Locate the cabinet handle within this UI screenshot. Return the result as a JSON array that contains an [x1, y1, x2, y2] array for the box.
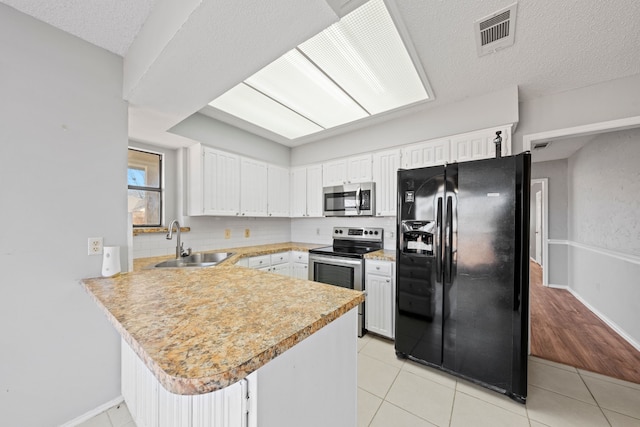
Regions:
[[386, 279, 391, 283], [242, 213, 245, 216], [376, 266, 380, 270]]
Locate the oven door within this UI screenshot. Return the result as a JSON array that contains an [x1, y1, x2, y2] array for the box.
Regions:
[[309, 253, 365, 336]]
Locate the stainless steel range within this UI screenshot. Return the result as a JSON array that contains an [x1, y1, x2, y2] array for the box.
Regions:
[[309, 226, 384, 337]]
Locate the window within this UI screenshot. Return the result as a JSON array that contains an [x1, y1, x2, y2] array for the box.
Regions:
[[128, 148, 162, 226]]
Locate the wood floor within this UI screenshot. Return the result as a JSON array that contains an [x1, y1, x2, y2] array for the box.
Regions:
[[530, 261, 640, 384]]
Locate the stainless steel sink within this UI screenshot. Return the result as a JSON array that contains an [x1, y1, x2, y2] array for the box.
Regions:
[[153, 252, 234, 268]]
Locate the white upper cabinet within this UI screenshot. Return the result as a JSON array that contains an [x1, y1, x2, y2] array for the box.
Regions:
[[240, 158, 268, 216], [306, 164, 323, 217], [323, 154, 372, 186], [401, 138, 450, 169], [290, 164, 323, 217], [450, 125, 512, 162], [267, 165, 290, 217], [372, 149, 401, 216], [188, 144, 241, 216]]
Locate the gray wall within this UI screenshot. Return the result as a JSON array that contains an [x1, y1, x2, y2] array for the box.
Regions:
[[567, 128, 640, 344], [568, 128, 640, 255], [0, 5, 126, 426]]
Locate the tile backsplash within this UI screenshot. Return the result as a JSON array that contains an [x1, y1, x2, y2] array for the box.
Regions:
[[133, 216, 397, 258]]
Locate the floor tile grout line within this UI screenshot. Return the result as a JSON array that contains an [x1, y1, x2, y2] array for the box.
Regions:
[[453, 387, 530, 419]]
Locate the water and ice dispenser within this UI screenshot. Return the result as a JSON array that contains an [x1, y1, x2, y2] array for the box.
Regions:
[[400, 220, 435, 255]]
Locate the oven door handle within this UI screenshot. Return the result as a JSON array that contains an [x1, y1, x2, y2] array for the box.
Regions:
[[309, 254, 363, 268]]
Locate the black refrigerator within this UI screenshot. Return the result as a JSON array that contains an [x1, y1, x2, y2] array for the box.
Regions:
[[395, 153, 530, 403]]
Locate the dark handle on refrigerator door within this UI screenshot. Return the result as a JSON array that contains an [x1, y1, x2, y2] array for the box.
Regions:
[[445, 196, 454, 283], [436, 197, 443, 279]]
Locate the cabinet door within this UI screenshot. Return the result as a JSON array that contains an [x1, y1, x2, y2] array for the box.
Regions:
[[268, 165, 290, 217], [291, 262, 309, 280], [372, 150, 400, 216], [270, 263, 291, 277], [401, 138, 450, 169], [240, 158, 268, 217], [450, 125, 512, 162], [346, 154, 373, 184], [290, 167, 308, 217], [322, 159, 347, 186], [306, 165, 324, 217], [203, 147, 240, 216], [365, 273, 394, 338]]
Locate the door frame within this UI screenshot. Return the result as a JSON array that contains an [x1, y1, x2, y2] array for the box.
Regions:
[[530, 178, 548, 286], [523, 115, 640, 289]]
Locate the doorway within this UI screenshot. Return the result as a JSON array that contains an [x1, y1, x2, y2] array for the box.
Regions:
[[530, 178, 548, 286]]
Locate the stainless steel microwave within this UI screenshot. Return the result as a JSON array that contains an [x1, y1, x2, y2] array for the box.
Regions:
[[323, 182, 375, 216]]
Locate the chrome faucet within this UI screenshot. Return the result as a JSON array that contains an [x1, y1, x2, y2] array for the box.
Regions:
[[166, 219, 191, 259]]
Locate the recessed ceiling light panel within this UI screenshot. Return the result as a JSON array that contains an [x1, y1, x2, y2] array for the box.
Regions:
[[208, 0, 432, 140]]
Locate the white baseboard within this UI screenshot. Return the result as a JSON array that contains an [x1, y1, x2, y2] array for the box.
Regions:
[[552, 286, 640, 353], [59, 396, 124, 427]]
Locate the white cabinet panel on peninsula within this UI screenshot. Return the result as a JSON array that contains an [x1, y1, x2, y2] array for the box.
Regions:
[[290, 164, 323, 217]]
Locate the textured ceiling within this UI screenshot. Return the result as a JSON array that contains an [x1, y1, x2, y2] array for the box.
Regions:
[[0, 0, 157, 56], [3, 0, 640, 152]]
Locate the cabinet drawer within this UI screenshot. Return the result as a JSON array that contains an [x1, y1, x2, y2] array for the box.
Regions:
[[248, 255, 271, 268], [290, 251, 309, 263], [366, 260, 393, 276], [270, 252, 290, 265]]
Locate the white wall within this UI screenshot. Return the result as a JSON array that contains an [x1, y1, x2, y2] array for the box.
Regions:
[[291, 86, 519, 165], [134, 217, 291, 258], [566, 128, 640, 346], [513, 73, 640, 153], [0, 5, 126, 426], [291, 217, 397, 251], [169, 113, 291, 166]]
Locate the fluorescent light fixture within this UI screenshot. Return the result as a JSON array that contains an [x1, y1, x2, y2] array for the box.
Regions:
[[208, 0, 431, 140]]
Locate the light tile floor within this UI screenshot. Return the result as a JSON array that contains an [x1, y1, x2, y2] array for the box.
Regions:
[[80, 334, 640, 427]]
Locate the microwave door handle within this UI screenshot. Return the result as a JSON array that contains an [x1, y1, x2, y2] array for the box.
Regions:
[[355, 187, 361, 215]]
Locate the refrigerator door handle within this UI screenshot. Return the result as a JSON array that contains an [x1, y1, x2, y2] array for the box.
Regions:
[[445, 196, 454, 283], [436, 197, 443, 279]]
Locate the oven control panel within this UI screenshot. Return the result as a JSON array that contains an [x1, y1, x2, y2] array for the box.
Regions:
[[333, 227, 383, 242]]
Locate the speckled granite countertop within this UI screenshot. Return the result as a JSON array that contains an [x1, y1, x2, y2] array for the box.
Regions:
[[365, 249, 396, 262], [82, 242, 364, 396]]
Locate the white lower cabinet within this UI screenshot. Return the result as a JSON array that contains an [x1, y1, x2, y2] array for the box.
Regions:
[[365, 260, 395, 339], [290, 251, 309, 280], [242, 251, 308, 279], [121, 308, 358, 427]]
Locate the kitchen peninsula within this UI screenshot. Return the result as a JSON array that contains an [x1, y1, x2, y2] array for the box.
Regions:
[[82, 244, 364, 427]]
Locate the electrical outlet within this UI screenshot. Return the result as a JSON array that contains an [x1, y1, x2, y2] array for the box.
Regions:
[[88, 237, 103, 255], [316, 228, 320, 235], [244, 229, 250, 238], [224, 229, 231, 239]]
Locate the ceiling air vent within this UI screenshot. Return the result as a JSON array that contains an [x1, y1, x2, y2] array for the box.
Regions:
[[533, 142, 550, 150], [475, 3, 517, 57]]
